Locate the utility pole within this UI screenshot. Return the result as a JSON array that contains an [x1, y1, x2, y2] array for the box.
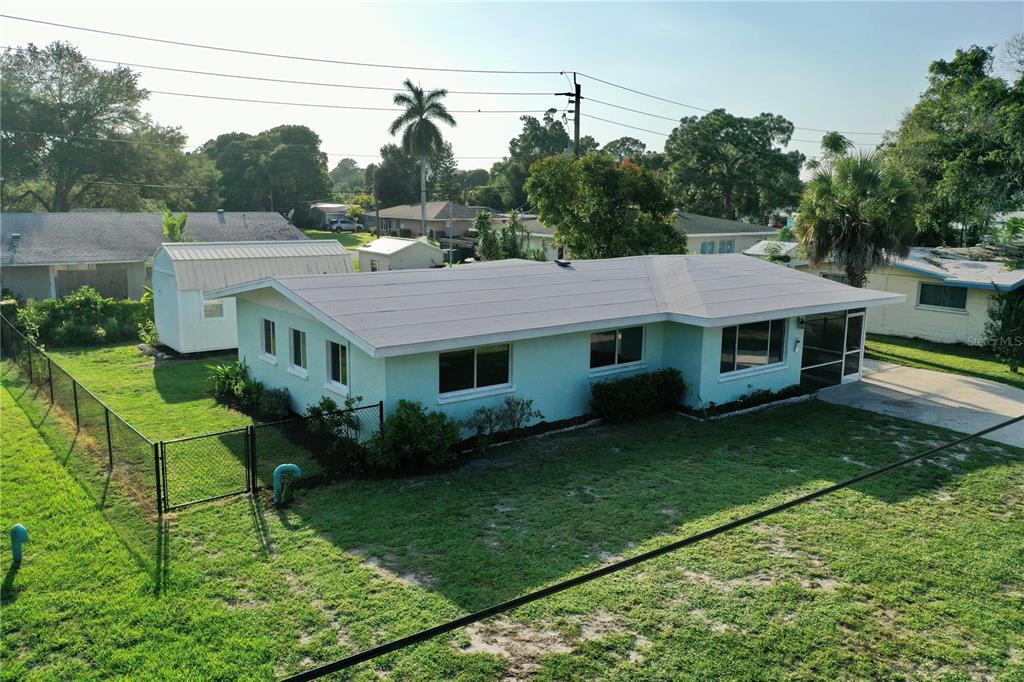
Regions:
[[556, 73, 583, 157]]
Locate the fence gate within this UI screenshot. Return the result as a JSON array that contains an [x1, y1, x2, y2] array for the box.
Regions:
[[159, 427, 252, 511]]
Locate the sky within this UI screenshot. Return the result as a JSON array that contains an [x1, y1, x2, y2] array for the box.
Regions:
[[1, 1, 1021, 173]]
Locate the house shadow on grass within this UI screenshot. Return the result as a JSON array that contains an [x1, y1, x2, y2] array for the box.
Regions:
[[277, 400, 1021, 612]]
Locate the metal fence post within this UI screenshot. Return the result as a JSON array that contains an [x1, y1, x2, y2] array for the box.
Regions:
[[248, 425, 257, 492], [153, 442, 163, 518], [47, 357, 54, 403], [104, 406, 114, 470], [378, 400, 385, 433], [160, 442, 170, 512], [72, 380, 81, 428], [26, 342, 33, 383]]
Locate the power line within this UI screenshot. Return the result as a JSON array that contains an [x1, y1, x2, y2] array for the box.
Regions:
[[0, 15, 565, 75], [577, 72, 886, 137], [147, 89, 552, 114], [280, 414, 1024, 681]]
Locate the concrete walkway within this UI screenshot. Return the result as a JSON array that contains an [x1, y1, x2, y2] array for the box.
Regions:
[[819, 359, 1024, 447]]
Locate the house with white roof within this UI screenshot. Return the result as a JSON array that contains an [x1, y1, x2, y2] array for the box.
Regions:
[[207, 254, 902, 424], [675, 212, 777, 255], [355, 237, 442, 271], [798, 246, 1024, 344], [152, 241, 352, 353]]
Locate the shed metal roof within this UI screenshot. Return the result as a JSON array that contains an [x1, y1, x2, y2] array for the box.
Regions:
[[1, 211, 306, 266], [209, 254, 903, 358], [355, 237, 442, 256], [159, 240, 351, 291]]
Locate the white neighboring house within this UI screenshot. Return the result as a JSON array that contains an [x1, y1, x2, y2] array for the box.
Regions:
[[797, 246, 1024, 344], [153, 241, 353, 353], [355, 237, 443, 272], [676, 212, 777, 255]]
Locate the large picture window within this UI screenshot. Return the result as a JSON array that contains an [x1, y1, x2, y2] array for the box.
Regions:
[[720, 319, 786, 374], [439, 344, 510, 394], [590, 326, 644, 369], [699, 241, 716, 255], [918, 283, 967, 310]]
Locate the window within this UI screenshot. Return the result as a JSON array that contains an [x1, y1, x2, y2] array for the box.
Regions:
[[720, 319, 786, 374], [918, 283, 967, 310], [718, 239, 735, 254], [439, 344, 510, 394], [262, 319, 276, 357], [290, 328, 307, 370], [699, 240, 716, 255], [327, 340, 347, 386], [590, 326, 644, 369], [369, 259, 379, 272], [202, 297, 224, 319], [821, 272, 849, 284]]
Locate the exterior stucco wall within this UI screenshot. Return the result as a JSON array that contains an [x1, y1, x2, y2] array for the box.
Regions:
[[358, 244, 442, 272], [695, 318, 804, 406], [1, 265, 52, 300], [798, 263, 992, 344]]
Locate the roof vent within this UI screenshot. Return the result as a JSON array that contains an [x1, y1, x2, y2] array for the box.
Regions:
[[10, 233, 21, 244], [555, 259, 572, 268]]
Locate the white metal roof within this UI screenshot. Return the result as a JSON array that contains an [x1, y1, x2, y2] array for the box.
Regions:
[[355, 237, 442, 256], [159, 240, 352, 291], [744, 240, 802, 257], [208, 254, 903, 358]]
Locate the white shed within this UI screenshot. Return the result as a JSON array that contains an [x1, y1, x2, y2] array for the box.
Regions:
[[356, 237, 443, 272], [153, 241, 353, 353]]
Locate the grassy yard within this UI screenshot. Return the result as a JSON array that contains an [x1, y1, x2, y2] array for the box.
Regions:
[[304, 229, 375, 271], [865, 333, 1024, 390], [3, 356, 1023, 680]]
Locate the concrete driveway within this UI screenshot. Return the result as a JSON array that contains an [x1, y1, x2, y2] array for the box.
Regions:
[[819, 359, 1024, 447]]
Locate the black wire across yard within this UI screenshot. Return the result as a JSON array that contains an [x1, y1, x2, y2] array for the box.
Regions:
[[280, 413, 1024, 681]]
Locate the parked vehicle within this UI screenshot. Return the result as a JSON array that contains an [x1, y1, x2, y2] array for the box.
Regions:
[[330, 218, 361, 232]]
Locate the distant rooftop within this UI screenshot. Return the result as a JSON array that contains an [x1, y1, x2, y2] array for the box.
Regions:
[[355, 236, 441, 256], [376, 201, 495, 222], [2, 211, 305, 266], [210, 254, 902, 358], [894, 247, 1024, 290], [675, 212, 777, 236]]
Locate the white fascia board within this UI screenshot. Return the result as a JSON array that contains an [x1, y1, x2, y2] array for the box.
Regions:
[[205, 278, 380, 358]]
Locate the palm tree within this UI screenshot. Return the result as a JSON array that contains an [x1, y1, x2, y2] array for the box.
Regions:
[[388, 79, 456, 236], [796, 152, 916, 288]]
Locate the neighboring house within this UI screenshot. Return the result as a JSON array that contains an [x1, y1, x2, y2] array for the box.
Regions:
[[207, 255, 901, 425], [797, 246, 1024, 344], [152, 241, 352, 354], [676, 212, 777, 256], [0, 211, 305, 301], [355, 237, 443, 272], [744, 240, 807, 266], [518, 216, 562, 261], [310, 203, 349, 228], [376, 201, 495, 238]]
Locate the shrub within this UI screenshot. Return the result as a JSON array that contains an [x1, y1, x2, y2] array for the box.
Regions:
[[305, 395, 367, 472], [369, 400, 461, 470], [257, 387, 292, 421], [138, 319, 160, 346], [985, 287, 1024, 372], [209, 360, 250, 404], [15, 286, 149, 347], [590, 368, 686, 423], [464, 396, 544, 454]]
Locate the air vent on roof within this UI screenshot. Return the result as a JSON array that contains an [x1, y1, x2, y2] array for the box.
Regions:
[[10, 233, 21, 244], [555, 259, 572, 267]]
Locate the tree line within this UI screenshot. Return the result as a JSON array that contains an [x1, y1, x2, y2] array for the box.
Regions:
[[1, 38, 1021, 247]]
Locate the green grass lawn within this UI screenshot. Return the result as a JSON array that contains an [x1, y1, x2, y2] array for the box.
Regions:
[[304, 229, 375, 271], [4, 360, 1023, 680], [865, 333, 1024, 390]]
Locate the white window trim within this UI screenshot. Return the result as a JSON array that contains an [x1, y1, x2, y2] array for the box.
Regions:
[[719, 320, 788, 377], [589, 326, 646, 374], [438, 345, 512, 398], [287, 365, 308, 380], [261, 319, 277, 362], [438, 383, 515, 405], [260, 352, 278, 367], [289, 328, 307, 375], [915, 303, 969, 315], [325, 340, 349, 393]]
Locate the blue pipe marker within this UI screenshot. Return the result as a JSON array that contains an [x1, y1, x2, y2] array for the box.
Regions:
[[273, 464, 302, 505], [11, 524, 29, 564]]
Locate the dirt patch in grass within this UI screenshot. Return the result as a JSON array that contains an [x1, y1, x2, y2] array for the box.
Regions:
[[349, 547, 438, 589], [461, 618, 572, 677]]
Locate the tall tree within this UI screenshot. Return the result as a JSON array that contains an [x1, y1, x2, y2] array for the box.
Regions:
[[883, 45, 1023, 246], [366, 144, 420, 207], [428, 141, 459, 200], [201, 125, 333, 225], [664, 109, 804, 222], [526, 154, 686, 259], [1, 42, 219, 212], [388, 79, 456, 233], [602, 136, 647, 163], [489, 109, 572, 209], [329, 158, 364, 194], [796, 153, 916, 288]]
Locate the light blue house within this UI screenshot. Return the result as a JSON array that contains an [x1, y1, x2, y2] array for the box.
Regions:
[[207, 255, 902, 424]]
